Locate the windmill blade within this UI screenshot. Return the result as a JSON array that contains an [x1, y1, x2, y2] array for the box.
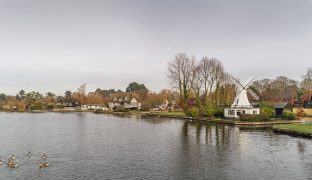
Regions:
[[248, 89, 260, 101], [231, 76, 246, 97], [244, 77, 254, 89], [231, 76, 245, 89]]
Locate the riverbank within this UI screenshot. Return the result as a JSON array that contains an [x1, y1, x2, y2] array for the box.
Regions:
[[273, 124, 312, 138], [0, 110, 306, 126], [145, 112, 303, 126]]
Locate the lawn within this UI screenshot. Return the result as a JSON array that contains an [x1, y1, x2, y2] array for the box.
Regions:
[[157, 111, 186, 117], [274, 124, 312, 134]]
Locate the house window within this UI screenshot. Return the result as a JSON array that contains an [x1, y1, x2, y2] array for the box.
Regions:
[[253, 111, 257, 114], [242, 110, 245, 114], [236, 111, 241, 116], [228, 110, 235, 115]]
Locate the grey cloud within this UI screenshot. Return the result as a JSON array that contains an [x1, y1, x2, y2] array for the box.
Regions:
[[0, 0, 311, 95]]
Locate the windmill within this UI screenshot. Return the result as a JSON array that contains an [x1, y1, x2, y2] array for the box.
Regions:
[[231, 77, 259, 108], [224, 76, 260, 118]]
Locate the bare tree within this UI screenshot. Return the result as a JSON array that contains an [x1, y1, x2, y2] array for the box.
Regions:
[[211, 59, 225, 106], [251, 79, 272, 95], [301, 68, 312, 91], [199, 57, 224, 106], [168, 53, 195, 113], [199, 57, 214, 106], [77, 83, 86, 105], [192, 61, 202, 108], [218, 72, 235, 107], [250, 76, 300, 102]]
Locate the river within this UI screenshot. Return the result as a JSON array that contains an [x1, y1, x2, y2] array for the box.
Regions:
[[0, 112, 311, 180]]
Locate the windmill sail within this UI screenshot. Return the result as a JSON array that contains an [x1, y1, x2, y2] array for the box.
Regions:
[[230, 76, 260, 108], [247, 89, 259, 101]]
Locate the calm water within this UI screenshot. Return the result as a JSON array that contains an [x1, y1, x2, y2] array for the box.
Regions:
[[0, 112, 311, 180]]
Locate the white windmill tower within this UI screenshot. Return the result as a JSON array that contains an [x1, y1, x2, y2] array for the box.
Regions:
[[224, 77, 260, 118]]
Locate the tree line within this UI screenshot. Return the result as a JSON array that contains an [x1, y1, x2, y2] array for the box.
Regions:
[[1, 54, 311, 113], [168, 53, 312, 116], [250, 68, 312, 104], [0, 82, 178, 111]]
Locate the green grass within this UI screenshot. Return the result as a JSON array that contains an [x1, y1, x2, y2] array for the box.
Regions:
[[157, 111, 186, 117], [129, 110, 149, 114], [274, 124, 312, 134]]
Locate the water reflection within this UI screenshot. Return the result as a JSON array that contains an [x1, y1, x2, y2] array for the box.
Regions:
[[238, 126, 272, 132], [75, 113, 87, 160], [182, 121, 238, 148], [178, 120, 312, 179], [297, 139, 305, 152], [138, 115, 175, 124]]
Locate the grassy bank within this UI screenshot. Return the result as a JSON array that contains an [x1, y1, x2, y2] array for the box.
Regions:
[[274, 124, 312, 134], [156, 111, 186, 117]]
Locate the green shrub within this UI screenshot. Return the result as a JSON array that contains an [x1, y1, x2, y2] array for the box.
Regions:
[[283, 111, 296, 120], [259, 102, 274, 108], [213, 109, 224, 118], [114, 106, 129, 112], [261, 106, 275, 118], [201, 105, 224, 118], [94, 109, 104, 114], [202, 104, 217, 117], [239, 114, 270, 121], [206, 106, 217, 116], [46, 104, 55, 110], [55, 105, 64, 109], [30, 104, 43, 110], [189, 107, 199, 118]]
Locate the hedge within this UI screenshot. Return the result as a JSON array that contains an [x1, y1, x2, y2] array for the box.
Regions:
[[239, 114, 270, 121], [283, 111, 296, 120]]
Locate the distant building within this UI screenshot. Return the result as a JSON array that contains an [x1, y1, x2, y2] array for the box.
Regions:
[[108, 102, 120, 109], [1, 105, 19, 111], [300, 90, 312, 108], [62, 101, 81, 107], [159, 99, 169, 110], [274, 102, 287, 118], [81, 104, 108, 111], [188, 98, 196, 107], [124, 98, 141, 110], [109, 96, 141, 110], [170, 100, 178, 111]]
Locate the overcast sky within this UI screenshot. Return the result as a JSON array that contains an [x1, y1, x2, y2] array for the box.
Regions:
[[0, 0, 311, 95]]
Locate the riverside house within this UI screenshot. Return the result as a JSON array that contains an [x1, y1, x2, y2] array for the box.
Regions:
[[108, 96, 141, 110], [301, 90, 312, 108], [124, 98, 141, 110], [81, 104, 108, 111]]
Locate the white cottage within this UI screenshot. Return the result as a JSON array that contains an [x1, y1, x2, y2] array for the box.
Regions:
[[124, 98, 141, 110]]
